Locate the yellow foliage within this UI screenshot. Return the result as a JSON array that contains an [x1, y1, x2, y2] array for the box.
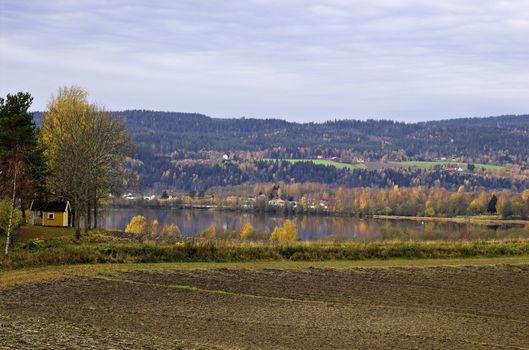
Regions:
[[149, 219, 159, 235], [270, 219, 298, 241], [125, 215, 148, 234], [161, 223, 181, 238], [0, 200, 24, 231], [240, 222, 254, 240], [270, 226, 284, 241], [206, 223, 219, 238]]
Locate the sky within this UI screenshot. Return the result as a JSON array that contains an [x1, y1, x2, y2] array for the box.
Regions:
[[1, 0, 528, 122]]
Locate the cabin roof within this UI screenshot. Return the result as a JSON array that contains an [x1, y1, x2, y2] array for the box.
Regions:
[[30, 200, 70, 212]]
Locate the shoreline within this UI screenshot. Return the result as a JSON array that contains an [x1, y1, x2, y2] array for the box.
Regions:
[[109, 203, 529, 225], [372, 215, 529, 225]]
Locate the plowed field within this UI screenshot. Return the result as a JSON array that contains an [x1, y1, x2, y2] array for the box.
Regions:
[[1, 264, 528, 349]]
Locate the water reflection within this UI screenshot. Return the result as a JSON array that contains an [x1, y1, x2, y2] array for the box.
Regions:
[[100, 208, 529, 241]]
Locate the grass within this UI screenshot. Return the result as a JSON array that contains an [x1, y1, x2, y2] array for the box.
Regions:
[[389, 161, 506, 171], [2, 234, 529, 270], [15, 225, 76, 241], [2, 225, 529, 271], [261, 158, 367, 170]]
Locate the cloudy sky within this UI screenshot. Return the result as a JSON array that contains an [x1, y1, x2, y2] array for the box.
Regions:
[[1, 0, 528, 122]]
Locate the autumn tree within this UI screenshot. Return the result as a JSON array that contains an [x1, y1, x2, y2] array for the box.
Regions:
[[149, 219, 159, 236], [270, 219, 298, 241], [160, 223, 181, 238], [41, 87, 133, 239], [125, 215, 148, 234], [240, 222, 255, 240]]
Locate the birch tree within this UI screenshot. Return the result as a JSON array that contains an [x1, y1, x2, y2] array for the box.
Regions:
[[41, 86, 133, 239]]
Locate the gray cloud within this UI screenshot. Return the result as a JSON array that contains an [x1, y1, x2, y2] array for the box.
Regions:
[[1, 0, 528, 122]]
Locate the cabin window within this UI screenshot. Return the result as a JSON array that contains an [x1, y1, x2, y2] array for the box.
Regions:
[[47, 213, 55, 220]]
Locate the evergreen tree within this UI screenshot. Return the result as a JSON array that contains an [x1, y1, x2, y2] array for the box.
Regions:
[[487, 194, 498, 214], [0, 92, 47, 208]]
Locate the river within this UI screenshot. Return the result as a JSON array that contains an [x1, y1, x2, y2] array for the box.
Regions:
[[99, 208, 529, 241]]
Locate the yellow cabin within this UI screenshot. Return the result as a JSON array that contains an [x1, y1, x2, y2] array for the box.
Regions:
[[29, 201, 72, 227]]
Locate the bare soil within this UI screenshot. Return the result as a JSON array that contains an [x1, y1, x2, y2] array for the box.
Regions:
[[1, 264, 529, 349]]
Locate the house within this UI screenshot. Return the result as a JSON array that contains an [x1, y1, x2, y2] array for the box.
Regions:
[[353, 156, 365, 163], [319, 197, 335, 210], [29, 200, 71, 227], [123, 192, 136, 200], [330, 156, 340, 162], [268, 198, 286, 207]]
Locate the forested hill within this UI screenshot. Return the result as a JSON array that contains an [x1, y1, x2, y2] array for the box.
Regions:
[[33, 111, 528, 163], [108, 111, 529, 164], [33, 111, 529, 192]]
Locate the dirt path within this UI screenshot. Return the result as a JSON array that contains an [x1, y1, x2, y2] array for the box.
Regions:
[[1, 264, 529, 349]]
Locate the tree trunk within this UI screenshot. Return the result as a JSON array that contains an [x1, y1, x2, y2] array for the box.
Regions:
[[86, 199, 91, 231], [93, 194, 98, 229], [4, 168, 17, 257], [74, 207, 81, 240]]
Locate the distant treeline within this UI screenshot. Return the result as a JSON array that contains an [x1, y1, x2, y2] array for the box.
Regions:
[[206, 183, 529, 219], [140, 160, 529, 192]]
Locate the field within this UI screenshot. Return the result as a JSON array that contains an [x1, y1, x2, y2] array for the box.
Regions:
[[1, 260, 529, 349], [262, 158, 367, 169], [261, 158, 506, 172]]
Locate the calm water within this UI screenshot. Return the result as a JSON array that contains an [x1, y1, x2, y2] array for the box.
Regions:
[[99, 208, 529, 241]]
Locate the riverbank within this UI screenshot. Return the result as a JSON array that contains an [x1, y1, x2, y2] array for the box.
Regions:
[[2, 232, 529, 270], [372, 214, 529, 225]]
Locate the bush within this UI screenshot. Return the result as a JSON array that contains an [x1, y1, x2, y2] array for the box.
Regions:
[[125, 215, 148, 234], [270, 219, 298, 241], [0, 199, 24, 234], [160, 223, 181, 238], [22, 238, 45, 251]]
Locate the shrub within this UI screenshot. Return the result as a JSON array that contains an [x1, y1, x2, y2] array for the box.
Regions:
[[125, 215, 148, 234], [23, 238, 45, 251], [149, 219, 159, 235], [161, 223, 181, 238], [270, 219, 298, 241], [240, 223, 254, 240], [0, 199, 23, 234]]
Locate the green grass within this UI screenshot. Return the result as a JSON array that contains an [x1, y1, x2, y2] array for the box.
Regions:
[[262, 158, 367, 170], [389, 161, 506, 171]]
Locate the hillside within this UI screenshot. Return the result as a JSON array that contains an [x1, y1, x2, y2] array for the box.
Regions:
[[33, 111, 529, 192]]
